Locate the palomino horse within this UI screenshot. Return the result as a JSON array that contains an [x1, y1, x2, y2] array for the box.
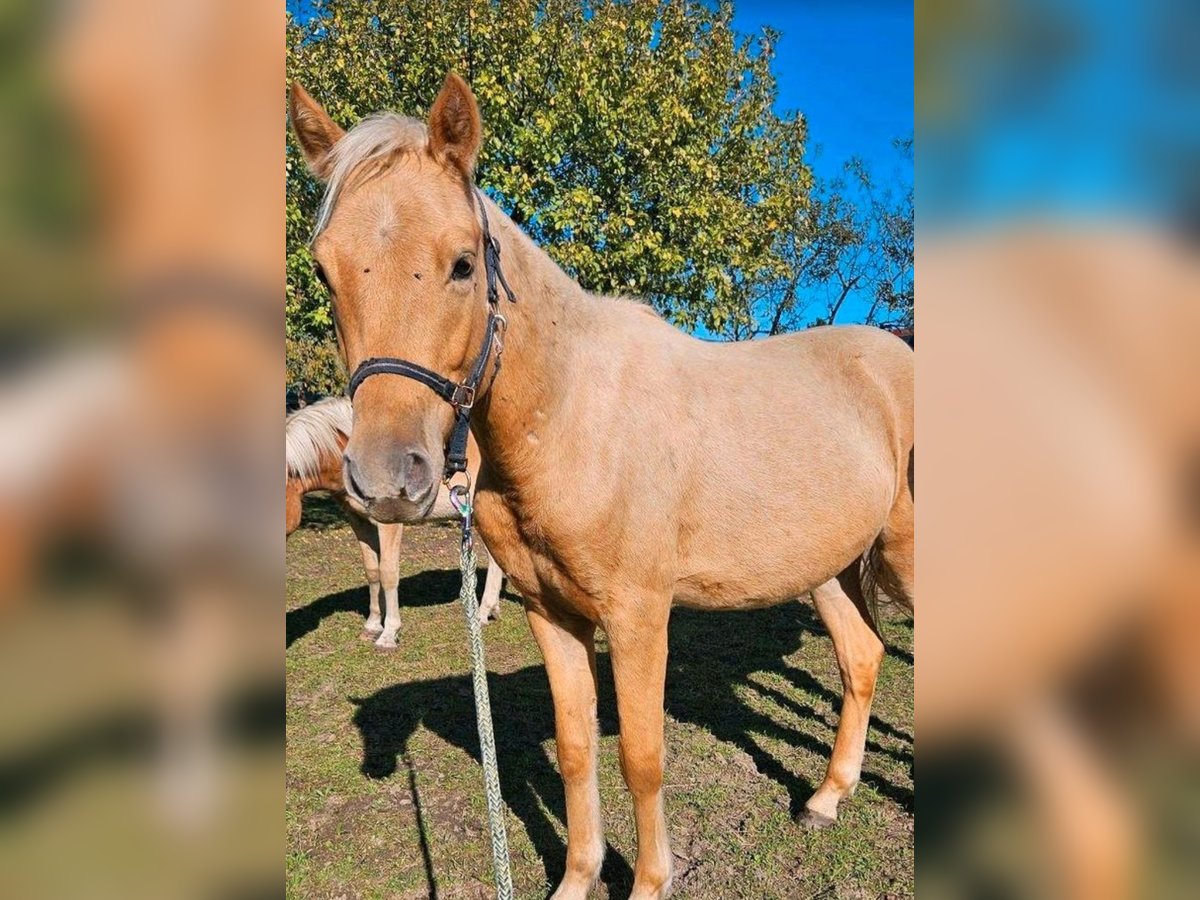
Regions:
[[286, 396, 505, 649], [290, 74, 914, 899]]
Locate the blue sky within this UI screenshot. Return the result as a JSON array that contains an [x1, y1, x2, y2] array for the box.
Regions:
[[732, 1, 912, 322], [734, 0, 912, 184]]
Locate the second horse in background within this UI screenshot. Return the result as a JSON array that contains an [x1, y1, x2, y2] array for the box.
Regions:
[[286, 397, 505, 649]]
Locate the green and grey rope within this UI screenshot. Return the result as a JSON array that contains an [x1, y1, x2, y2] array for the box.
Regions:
[[456, 510, 514, 899]]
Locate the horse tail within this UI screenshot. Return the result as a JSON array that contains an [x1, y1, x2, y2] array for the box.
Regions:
[[860, 444, 915, 629], [859, 538, 903, 630]]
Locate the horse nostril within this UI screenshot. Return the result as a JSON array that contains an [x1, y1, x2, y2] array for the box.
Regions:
[[403, 451, 433, 500], [344, 455, 372, 502]]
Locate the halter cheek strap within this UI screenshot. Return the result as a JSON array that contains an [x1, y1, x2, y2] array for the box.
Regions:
[[346, 187, 516, 479]]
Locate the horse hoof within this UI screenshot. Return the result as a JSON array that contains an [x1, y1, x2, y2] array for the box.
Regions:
[[359, 629, 381, 642], [373, 639, 399, 652], [797, 808, 837, 830]]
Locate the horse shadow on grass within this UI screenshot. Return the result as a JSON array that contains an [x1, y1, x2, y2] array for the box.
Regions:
[[348, 602, 913, 898], [286, 566, 520, 648]]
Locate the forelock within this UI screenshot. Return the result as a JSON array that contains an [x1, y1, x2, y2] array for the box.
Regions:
[[313, 113, 429, 238]]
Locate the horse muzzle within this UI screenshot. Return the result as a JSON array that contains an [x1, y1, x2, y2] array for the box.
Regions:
[[342, 448, 438, 523]]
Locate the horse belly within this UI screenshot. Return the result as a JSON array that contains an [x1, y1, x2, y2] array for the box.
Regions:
[[672, 429, 894, 610], [673, 520, 882, 608], [673, 519, 875, 610]]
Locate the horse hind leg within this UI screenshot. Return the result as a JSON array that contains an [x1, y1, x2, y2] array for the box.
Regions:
[[802, 565, 884, 827], [803, 450, 911, 825]]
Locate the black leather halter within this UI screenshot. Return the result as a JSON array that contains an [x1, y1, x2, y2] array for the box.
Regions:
[[346, 187, 517, 479]]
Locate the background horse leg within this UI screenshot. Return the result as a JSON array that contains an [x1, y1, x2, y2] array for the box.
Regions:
[[803, 567, 885, 827], [609, 610, 673, 900], [527, 606, 604, 900], [477, 545, 504, 624], [374, 522, 403, 650], [344, 511, 383, 640]]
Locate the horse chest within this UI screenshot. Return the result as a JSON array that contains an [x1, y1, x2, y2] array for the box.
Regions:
[[474, 490, 613, 620]]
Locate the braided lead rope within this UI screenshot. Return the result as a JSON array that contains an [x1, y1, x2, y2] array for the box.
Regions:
[[454, 500, 514, 900]]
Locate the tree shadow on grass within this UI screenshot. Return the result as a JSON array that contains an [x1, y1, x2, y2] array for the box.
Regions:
[[667, 603, 911, 817], [347, 600, 913, 897]]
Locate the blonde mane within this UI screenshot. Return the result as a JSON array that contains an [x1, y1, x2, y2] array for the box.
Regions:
[[314, 113, 429, 237], [285, 396, 354, 481]]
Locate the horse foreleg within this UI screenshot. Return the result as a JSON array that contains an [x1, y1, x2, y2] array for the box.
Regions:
[[477, 545, 504, 624], [803, 570, 884, 826], [609, 611, 672, 900], [374, 522, 403, 650], [527, 606, 604, 899], [345, 512, 383, 640]]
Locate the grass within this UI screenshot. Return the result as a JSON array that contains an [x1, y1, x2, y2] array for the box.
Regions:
[[287, 498, 913, 899]]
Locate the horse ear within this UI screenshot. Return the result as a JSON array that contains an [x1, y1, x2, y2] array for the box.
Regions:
[[428, 72, 482, 176], [289, 82, 345, 180]]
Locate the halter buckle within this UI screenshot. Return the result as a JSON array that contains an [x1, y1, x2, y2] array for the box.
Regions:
[[451, 383, 476, 410]]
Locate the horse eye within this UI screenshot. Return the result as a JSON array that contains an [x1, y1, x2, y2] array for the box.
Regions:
[[451, 256, 474, 281]]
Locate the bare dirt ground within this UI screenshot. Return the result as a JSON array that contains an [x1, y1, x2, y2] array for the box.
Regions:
[[286, 498, 913, 898]]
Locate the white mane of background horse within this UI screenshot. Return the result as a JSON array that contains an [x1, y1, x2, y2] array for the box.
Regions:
[[285, 396, 354, 482]]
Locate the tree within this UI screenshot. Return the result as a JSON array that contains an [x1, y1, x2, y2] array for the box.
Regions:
[[721, 138, 914, 340], [864, 138, 914, 329], [286, 0, 812, 364]]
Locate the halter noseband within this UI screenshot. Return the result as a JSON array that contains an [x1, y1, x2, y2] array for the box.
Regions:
[[346, 187, 517, 479]]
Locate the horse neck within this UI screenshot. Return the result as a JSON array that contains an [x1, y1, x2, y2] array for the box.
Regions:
[[287, 453, 346, 497], [287, 471, 320, 498], [472, 201, 593, 481]]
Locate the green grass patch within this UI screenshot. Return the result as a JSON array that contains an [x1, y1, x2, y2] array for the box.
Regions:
[[287, 508, 913, 898]]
